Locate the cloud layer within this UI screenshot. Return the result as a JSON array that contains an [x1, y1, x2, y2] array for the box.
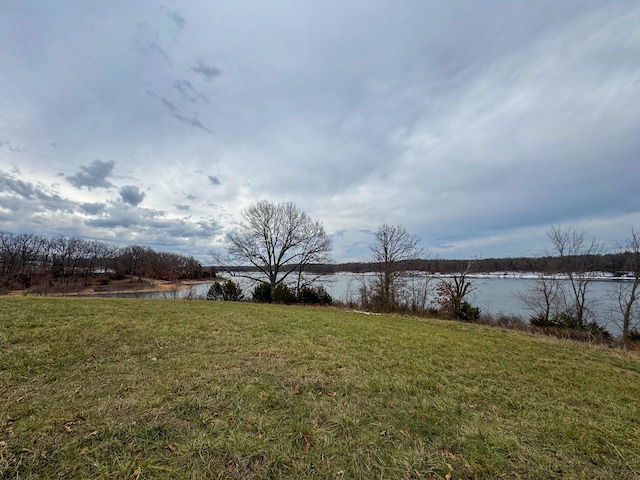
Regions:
[[1, 1, 639, 261]]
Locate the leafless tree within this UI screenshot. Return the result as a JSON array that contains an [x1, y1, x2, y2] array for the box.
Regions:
[[548, 225, 602, 328], [517, 273, 564, 324], [616, 229, 640, 340], [402, 274, 435, 313], [367, 224, 424, 312], [218, 200, 332, 300], [292, 219, 335, 298], [0, 232, 40, 287], [435, 259, 478, 320], [0, 231, 205, 294]]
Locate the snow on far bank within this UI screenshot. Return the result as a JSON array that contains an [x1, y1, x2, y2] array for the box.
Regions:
[[329, 270, 637, 281]]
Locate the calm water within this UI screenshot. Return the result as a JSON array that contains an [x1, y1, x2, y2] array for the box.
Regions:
[[113, 273, 630, 336]]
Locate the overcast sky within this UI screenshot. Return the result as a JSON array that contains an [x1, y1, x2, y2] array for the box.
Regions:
[[1, 1, 639, 263]]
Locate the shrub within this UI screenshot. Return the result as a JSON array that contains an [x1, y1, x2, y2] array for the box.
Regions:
[[298, 285, 333, 305], [628, 329, 640, 342], [272, 284, 296, 304], [454, 301, 480, 322], [252, 283, 296, 304], [530, 312, 581, 329], [477, 313, 528, 331], [207, 279, 244, 301], [529, 313, 612, 344], [252, 283, 272, 303], [529, 314, 553, 328], [584, 321, 612, 342]]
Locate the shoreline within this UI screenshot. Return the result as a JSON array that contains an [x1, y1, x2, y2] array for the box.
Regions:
[[328, 270, 638, 282], [13, 278, 217, 297]]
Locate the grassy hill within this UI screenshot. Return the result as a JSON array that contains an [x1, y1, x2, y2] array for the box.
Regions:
[[1, 297, 639, 479]]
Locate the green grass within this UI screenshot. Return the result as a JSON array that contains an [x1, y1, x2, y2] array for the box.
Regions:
[[1, 297, 639, 479]]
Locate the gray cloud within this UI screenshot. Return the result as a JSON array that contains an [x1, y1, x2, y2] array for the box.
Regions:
[[66, 160, 115, 190], [147, 90, 212, 133], [0, 170, 222, 258], [80, 202, 106, 215], [0, 171, 79, 224], [0, 140, 24, 153], [173, 79, 208, 103], [191, 60, 220, 81], [162, 6, 186, 30], [85, 203, 221, 240], [208, 175, 221, 186], [119, 185, 145, 206], [135, 21, 172, 64], [175, 113, 211, 133], [85, 209, 150, 229], [0, 172, 37, 198], [0, 172, 72, 211]]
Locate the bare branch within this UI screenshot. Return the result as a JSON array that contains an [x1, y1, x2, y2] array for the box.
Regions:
[[367, 224, 425, 312], [213, 200, 332, 301], [615, 229, 640, 340]]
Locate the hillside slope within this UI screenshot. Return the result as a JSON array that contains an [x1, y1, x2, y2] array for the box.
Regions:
[[1, 297, 639, 479]]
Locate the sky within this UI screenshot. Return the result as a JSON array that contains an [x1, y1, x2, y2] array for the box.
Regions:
[[1, 1, 639, 263]]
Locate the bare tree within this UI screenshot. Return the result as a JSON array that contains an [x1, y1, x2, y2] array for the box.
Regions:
[[402, 274, 435, 313], [293, 219, 335, 299], [0, 231, 205, 294], [367, 224, 424, 312], [616, 229, 640, 340], [517, 274, 564, 324], [219, 200, 332, 300], [548, 225, 602, 328], [0, 232, 40, 288], [435, 259, 478, 321]]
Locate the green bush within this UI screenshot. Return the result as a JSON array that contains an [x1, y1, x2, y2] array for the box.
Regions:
[[272, 284, 296, 304], [252, 283, 272, 302], [584, 321, 612, 341], [628, 329, 640, 342], [454, 301, 480, 322], [252, 283, 331, 305], [530, 312, 581, 329], [297, 285, 333, 305], [207, 279, 244, 301], [530, 312, 611, 341], [252, 283, 297, 304]]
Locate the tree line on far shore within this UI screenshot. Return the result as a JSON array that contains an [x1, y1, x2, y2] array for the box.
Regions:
[[223, 253, 640, 277]]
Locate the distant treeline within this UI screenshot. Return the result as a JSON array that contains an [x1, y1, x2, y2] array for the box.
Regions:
[[0, 231, 213, 292], [221, 254, 636, 275], [331, 255, 636, 274]]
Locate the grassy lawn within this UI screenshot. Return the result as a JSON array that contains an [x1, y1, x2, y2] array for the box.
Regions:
[[1, 297, 639, 479]]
